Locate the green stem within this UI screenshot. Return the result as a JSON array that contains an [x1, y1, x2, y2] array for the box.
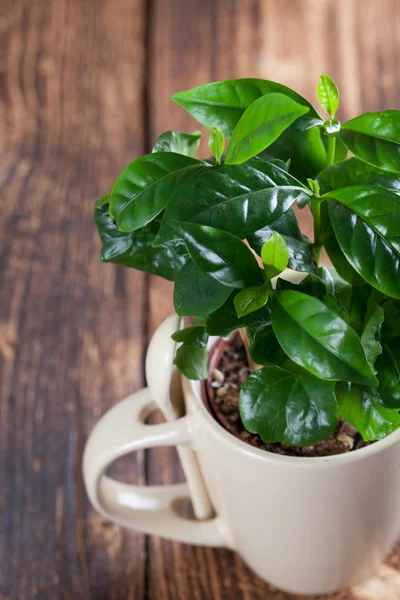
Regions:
[[327, 135, 337, 166], [312, 198, 322, 265]]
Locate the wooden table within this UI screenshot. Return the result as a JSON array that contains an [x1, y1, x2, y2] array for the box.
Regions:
[[2, 1, 400, 598]]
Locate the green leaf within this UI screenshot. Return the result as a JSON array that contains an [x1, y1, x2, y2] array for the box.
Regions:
[[174, 345, 208, 380], [172, 78, 321, 138], [316, 157, 400, 195], [360, 305, 384, 368], [382, 299, 400, 339], [172, 325, 208, 380], [336, 383, 400, 441], [324, 185, 400, 299], [261, 231, 289, 279], [317, 74, 339, 119], [109, 152, 204, 232], [171, 325, 207, 345], [170, 222, 263, 289], [376, 343, 400, 408], [248, 208, 317, 274], [225, 93, 309, 165], [239, 365, 338, 446], [248, 325, 282, 365], [234, 284, 269, 318], [320, 201, 366, 285], [208, 126, 224, 164], [152, 130, 202, 156], [341, 111, 400, 173], [271, 290, 377, 386], [205, 295, 270, 337], [173, 259, 231, 317], [94, 201, 187, 281], [154, 158, 310, 245], [260, 127, 329, 183]]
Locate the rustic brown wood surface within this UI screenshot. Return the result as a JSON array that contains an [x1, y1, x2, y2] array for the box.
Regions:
[[1, 0, 400, 598]]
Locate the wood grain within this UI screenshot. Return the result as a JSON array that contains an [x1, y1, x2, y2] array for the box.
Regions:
[[0, 0, 147, 598], [1, 0, 400, 598]]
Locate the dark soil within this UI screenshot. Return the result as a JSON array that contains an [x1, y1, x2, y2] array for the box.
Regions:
[[205, 333, 371, 458]]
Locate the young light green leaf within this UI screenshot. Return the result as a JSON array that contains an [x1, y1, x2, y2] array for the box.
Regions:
[[307, 178, 320, 196], [341, 110, 400, 173], [271, 290, 378, 386], [173, 259, 231, 317], [324, 185, 400, 299], [152, 130, 202, 156], [239, 365, 338, 446], [248, 208, 317, 275], [205, 294, 270, 337], [376, 343, 400, 408], [360, 305, 384, 367], [172, 78, 321, 138], [208, 126, 224, 164], [154, 158, 310, 246], [234, 284, 269, 318], [225, 93, 310, 165], [94, 201, 187, 281], [170, 222, 264, 288], [317, 74, 339, 119], [261, 231, 289, 279], [110, 153, 205, 231], [336, 383, 400, 441]]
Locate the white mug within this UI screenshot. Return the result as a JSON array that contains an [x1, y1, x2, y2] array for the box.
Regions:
[[83, 331, 400, 596]]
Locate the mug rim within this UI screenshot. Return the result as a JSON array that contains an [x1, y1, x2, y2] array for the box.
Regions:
[[187, 377, 400, 467]]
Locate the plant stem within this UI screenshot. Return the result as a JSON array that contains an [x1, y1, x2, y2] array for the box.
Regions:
[[312, 198, 322, 265], [327, 135, 337, 166]]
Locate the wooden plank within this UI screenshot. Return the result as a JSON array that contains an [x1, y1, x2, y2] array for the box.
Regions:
[[146, 0, 400, 599], [0, 0, 147, 598]]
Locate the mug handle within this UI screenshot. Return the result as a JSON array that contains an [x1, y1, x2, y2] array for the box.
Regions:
[[83, 388, 227, 547]]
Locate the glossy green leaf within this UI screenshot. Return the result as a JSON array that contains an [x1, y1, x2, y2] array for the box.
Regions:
[[316, 157, 400, 195], [170, 222, 263, 288], [172, 325, 207, 345], [208, 126, 225, 164], [341, 111, 400, 173], [239, 365, 338, 446], [110, 152, 204, 232], [152, 130, 202, 156], [320, 201, 366, 285], [174, 345, 208, 380], [325, 185, 400, 299], [172, 325, 208, 380], [173, 259, 231, 317], [205, 295, 270, 337], [271, 290, 377, 385], [234, 284, 269, 318], [336, 383, 400, 441], [248, 208, 317, 274], [225, 93, 309, 165], [360, 305, 384, 367], [376, 343, 400, 408], [155, 158, 310, 245], [94, 201, 187, 281], [261, 231, 289, 279], [317, 74, 339, 119], [248, 325, 282, 365], [172, 78, 321, 138]]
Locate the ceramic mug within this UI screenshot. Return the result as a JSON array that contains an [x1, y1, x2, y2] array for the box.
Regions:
[[83, 339, 400, 596]]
